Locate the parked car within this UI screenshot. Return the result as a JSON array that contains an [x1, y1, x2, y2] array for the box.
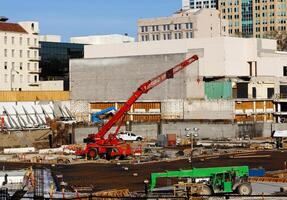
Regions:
[[117, 131, 144, 141]]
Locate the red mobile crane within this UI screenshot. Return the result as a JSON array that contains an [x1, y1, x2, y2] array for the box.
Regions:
[[76, 55, 199, 160]]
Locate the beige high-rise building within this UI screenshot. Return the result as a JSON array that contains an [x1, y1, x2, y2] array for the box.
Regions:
[[219, 0, 287, 38], [0, 17, 40, 91], [184, 0, 287, 38], [137, 9, 228, 42]]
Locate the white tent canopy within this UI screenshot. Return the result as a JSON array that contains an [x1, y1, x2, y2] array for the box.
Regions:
[[272, 130, 287, 138]]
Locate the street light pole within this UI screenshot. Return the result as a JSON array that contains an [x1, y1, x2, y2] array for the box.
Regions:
[[185, 127, 199, 168]]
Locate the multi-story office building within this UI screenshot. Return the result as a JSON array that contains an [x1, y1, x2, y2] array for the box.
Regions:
[[182, 0, 218, 10], [39, 36, 85, 91], [183, 0, 287, 38], [137, 9, 228, 42], [0, 17, 40, 91], [220, 0, 287, 38]]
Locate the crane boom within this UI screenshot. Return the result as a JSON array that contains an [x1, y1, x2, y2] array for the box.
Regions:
[[87, 55, 199, 141]]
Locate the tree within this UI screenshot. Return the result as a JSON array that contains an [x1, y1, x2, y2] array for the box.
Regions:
[[263, 31, 287, 51]]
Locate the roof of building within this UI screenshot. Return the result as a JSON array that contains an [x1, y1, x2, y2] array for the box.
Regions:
[[0, 23, 27, 33]]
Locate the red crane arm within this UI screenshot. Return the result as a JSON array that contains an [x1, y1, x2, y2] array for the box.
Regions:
[[90, 55, 199, 140]]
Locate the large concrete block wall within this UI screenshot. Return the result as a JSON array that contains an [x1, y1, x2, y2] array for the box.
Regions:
[[161, 121, 236, 138], [70, 53, 201, 102], [74, 122, 287, 144]]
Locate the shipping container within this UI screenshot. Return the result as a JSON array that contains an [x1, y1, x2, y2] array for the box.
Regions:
[[249, 168, 265, 177], [205, 81, 232, 100], [167, 134, 176, 147]]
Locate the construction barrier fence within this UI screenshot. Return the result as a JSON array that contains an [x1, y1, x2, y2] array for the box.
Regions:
[[0, 91, 70, 102]]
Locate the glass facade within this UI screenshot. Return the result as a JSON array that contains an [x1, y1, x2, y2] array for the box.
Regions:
[[241, 0, 253, 37], [39, 42, 84, 91]]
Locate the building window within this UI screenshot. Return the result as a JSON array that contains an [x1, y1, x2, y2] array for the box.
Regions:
[[145, 35, 149, 41], [4, 62, 7, 70], [11, 37, 14, 45], [186, 32, 193, 38], [186, 23, 193, 29], [284, 66, 287, 76], [152, 25, 159, 31], [12, 62, 15, 69], [11, 74, 15, 83], [252, 87, 257, 98], [4, 36, 7, 44], [175, 32, 182, 39], [19, 37, 22, 45], [27, 63, 30, 71], [27, 50, 30, 58], [141, 26, 148, 32], [11, 49, 15, 57], [4, 49, 7, 57], [141, 35, 145, 41], [20, 62, 23, 70], [34, 63, 37, 71], [174, 24, 181, 30], [19, 50, 22, 58], [34, 75, 37, 82], [163, 24, 170, 31], [267, 88, 274, 99], [34, 38, 37, 46], [34, 50, 37, 58], [27, 38, 30, 45]]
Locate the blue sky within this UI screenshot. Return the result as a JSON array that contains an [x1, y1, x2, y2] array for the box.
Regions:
[[1, 0, 181, 41]]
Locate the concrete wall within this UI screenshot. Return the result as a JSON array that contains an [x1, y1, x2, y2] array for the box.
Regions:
[[39, 35, 61, 42], [183, 100, 234, 120], [195, 9, 228, 38], [39, 80, 64, 91], [74, 121, 287, 144], [82, 37, 281, 78], [161, 99, 234, 120], [70, 34, 135, 45], [71, 53, 201, 101]]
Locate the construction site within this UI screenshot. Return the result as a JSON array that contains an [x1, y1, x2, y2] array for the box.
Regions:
[[2, 1, 287, 198], [1, 54, 287, 200]]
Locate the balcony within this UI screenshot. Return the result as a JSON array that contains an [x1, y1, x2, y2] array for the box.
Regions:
[[29, 82, 40, 87], [29, 56, 41, 62], [29, 44, 41, 49], [29, 68, 42, 74]]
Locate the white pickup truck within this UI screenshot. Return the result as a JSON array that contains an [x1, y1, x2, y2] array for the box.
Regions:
[[117, 131, 143, 141]]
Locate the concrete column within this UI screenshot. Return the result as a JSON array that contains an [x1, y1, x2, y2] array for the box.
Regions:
[[278, 103, 281, 123]]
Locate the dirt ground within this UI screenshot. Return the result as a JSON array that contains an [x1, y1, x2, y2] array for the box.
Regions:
[[1, 150, 287, 192]]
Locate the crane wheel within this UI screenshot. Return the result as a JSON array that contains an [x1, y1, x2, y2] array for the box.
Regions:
[[200, 185, 212, 195], [106, 148, 113, 160], [88, 149, 99, 160], [237, 183, 252, 195]]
